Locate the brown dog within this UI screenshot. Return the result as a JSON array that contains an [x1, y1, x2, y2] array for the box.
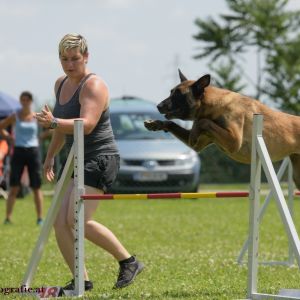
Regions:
[[144, 70, 300, 189]]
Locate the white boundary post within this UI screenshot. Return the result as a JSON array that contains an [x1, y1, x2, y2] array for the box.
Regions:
[[73, 120, 85, 297], [237, 157, 294, 266], [23, 120, 86, 297], [257, 137, 300, 267], [22, 145, 74, 287], [247, 114, 262, 298], [247, 114, 300, 300], [288, 159, 295, 266]]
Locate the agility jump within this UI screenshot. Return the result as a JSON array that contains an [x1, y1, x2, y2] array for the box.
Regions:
[[22, 115, 300, 299], [81, 191, 249, 200]]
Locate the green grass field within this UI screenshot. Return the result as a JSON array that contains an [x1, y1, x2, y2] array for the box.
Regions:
[[1, 184, 300, 300]]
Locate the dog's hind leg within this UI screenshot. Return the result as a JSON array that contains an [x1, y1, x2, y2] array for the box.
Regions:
[[289, 153, 300, 190]]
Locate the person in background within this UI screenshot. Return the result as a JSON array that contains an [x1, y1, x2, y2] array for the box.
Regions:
[[35, 33, 144, 291], [0, 91, 44, 225]]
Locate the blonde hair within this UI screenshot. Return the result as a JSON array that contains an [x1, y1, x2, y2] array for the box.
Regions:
[[58, 33, 88, 56]]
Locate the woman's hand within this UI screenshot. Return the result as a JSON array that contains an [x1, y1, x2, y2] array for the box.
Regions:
[[43, 157, 55, 182], [35, 105, 54, 128]]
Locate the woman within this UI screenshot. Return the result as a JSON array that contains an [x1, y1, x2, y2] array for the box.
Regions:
[[0, 91, 44, 225], [36, 33, 144, 291]]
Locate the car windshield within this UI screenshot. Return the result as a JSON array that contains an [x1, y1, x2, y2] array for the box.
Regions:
[[110, 112, 174, 140]]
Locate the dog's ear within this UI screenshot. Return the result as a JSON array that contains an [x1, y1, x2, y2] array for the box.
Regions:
[[178, 69, 188, 82], [191, 74, 211, 98]]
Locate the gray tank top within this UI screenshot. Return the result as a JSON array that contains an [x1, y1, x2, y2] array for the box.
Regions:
[[53, 74, 119, 158]]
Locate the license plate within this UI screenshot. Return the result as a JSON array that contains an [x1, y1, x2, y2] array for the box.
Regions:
[[133, 172, 168, 182]]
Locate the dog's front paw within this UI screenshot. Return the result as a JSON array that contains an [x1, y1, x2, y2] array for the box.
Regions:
[[144, 119, 166, 131]]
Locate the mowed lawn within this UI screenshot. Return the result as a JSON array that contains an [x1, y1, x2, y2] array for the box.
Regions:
[[1, 184, 300, 300]]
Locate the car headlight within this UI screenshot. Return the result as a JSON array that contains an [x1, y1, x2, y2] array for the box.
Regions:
[[175, 154, 196, 166]]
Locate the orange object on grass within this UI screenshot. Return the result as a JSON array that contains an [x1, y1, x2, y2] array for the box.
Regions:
[[0, 140, 9, 177]]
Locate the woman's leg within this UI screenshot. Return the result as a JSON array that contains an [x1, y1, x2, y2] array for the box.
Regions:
[[6, 148, 24, 222], [27, 147, 44, 221], [73, 186, 144, 289], [32, 188, 43, 220], [5, 186, 20, 221], [53, 180, 89, 280], [67, 185, 131, 261], [54, 181, 133, 283]]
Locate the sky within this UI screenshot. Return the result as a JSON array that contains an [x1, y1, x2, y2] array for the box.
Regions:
[[1, 0, 300, 109]]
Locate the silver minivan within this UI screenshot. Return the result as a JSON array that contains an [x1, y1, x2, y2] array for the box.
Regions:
[[109, 97, 201, 193]]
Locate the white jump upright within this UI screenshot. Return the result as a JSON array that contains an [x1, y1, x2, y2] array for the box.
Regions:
[[22, 145, 74, 288], [22, 116, 300, 299], [22, 120, 85, 298], [237, 157, 295, 266], [73, 120, 85, 297], [247, 114, 300, 300]]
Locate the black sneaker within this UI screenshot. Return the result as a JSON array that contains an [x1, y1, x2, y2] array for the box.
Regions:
[[63, 279, 93, 291], [114, 256, 144, 289]]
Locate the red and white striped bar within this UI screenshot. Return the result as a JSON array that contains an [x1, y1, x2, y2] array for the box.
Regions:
[[81, 191, 250, 200]]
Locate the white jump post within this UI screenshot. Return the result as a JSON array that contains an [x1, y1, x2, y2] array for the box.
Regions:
[[237, 157, 295, 266], [22, 120, 85, 298], [288, 159, 295, 266], [22, 145, 74, 288], [73, 120, 85, 297], [247, 114, 300, 299], [22, 116, 300, 299]]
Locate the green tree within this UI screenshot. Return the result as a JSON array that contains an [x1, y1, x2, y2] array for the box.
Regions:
[[210, 59, 246, 92], [193, 0, 300, 104], [265, 38, 300, 113]]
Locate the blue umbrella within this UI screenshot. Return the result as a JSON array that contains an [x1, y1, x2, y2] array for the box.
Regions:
[[0, 91, 21, 118]]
